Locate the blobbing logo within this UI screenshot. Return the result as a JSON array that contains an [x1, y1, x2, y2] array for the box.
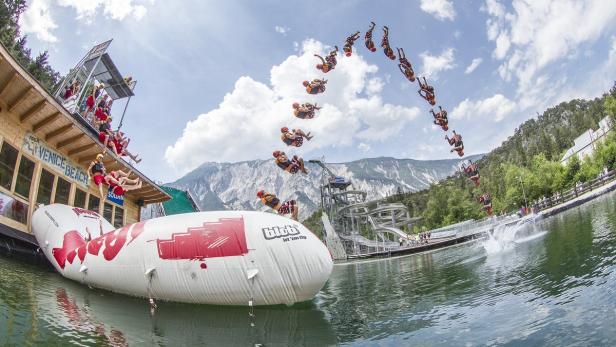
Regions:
[[262, 225, 301, 240]]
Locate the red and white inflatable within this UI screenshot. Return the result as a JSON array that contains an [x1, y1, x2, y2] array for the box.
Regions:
[[32, 204, 333, 306]]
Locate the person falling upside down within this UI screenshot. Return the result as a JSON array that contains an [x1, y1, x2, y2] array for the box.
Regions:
[[343, 31, 361, 56], [314, 46, 338, 73], [381, 26, 396, 60], [273, 151, 308, 174], [478, 193, 493, 216], [280, 127, 313, 147], [446, 130, 464, 157], [257, 190, 299, 221], [292, 102, 321, 119], [105, 170, 142, 196], [418, 77, 436, 106], [462, 160, 480, 187], [429, 106, 448, 131], [365, 21, 377, 52], [397, 47, 415, 82], [303, 79, 327, 95]]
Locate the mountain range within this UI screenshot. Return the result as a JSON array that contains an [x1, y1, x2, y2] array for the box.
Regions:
[[166, 155, 482, 219]]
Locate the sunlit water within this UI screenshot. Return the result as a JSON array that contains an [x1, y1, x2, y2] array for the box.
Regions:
[[2, 192, 616, 346]]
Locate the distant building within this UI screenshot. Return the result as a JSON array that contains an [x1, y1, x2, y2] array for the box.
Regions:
[[561, 116, 613, 165]]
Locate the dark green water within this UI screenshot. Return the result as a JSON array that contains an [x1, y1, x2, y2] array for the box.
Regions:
[[2, 192, 616, 346]]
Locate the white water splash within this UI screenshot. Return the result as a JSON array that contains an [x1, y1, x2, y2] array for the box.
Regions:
[[483, 216, 542, 254]]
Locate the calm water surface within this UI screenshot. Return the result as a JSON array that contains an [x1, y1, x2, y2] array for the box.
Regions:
[[2, 192, 616, 346]]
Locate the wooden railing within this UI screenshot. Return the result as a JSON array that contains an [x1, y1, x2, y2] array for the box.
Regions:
[[532, 169, 616, 212]]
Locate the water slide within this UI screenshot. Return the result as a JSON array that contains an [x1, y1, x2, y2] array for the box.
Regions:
[[321, 213, 347, 260]]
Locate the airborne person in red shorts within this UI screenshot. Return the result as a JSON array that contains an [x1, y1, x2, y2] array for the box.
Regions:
[[381, 26, 396, 60], [280, 127, 313, 147], [303, 79, 327, 95], [418, 77, 436, 106], [365, 22, 377, 52], [257, 190, 299, 220], [292, 102, 321, 119], [343, 31, 361, 56]]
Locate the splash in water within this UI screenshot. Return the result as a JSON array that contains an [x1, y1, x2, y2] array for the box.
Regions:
[[483, 215, 543, 254]]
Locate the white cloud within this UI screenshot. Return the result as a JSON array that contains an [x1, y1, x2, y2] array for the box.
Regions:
[[358, 143, 371, 153], [451, 94, 516, 122], [483, 0, 616, 109], [274, 26, 290, 35], [464, 58, 483, 74], [20, 0, 58, 43], [165, 39, 420, 174], [419, 48, 456, 79], [420, 0, 456, 21]]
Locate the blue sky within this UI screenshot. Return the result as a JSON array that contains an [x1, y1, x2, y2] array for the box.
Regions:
[[20, 0, 616, 183]]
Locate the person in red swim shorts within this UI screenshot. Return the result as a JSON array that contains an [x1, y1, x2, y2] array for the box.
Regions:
[[314, 46, 338, 73], [446, 131, 464, 157], [365, 21, 377, 52], [418, 76, 436, 106], [430, 106, 449, 131], [292, 102, 321, 119], [280, 127, 313, 147], [273, 151, 308, 174], [343, 31, 360, 56], [303, 79, 327, 95], [257, 190, 299, 220], [381, 26, 396, 60], [88, 154, 107, 205], [397, 47, 415, 82], [105, 170, 142, 196]]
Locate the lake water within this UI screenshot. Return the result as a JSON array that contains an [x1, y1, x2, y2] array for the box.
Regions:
[[2, 192, 616, 346]]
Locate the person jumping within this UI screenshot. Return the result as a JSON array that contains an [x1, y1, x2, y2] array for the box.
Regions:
[[446, 130, 464, 157], [314, 46, 338, 73], [343, 31, 361, 56], [381, 26, 396, 60], [303, 79, 327, 95], [397, 47, 415, 82], [292, 102, 321, 119], [365, 21, 377, 52], [478, 193, 493, 216], [430, 106, 448, 131], [418, 76, 436, 106], [273, 151, 308, 174], [280, 127, 313, 147], [105, 170, 142, 197], [257, 190, 299, 220], [462, 160, 480, 187]]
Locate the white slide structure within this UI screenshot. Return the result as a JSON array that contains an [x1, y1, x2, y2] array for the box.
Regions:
[[32, 204, 333, 306]]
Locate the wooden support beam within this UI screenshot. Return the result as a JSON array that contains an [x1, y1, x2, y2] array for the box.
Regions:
[[19, 101, 46, 123], [8, 87, 33, 112], [57, 133, 85, 149], [0, 72, 18, 98], [68, 142, 97, 156], [45, 123, 73, 141], [32, 112, 60, 132]]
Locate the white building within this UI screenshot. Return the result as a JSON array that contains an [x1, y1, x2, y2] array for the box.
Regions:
[[561, 116, 613, 165]]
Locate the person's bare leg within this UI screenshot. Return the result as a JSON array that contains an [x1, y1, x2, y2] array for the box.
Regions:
[[291, 204, 298, 221]]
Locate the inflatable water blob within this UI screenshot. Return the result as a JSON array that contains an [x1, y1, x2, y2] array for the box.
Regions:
[[32, 204, 333, 306]]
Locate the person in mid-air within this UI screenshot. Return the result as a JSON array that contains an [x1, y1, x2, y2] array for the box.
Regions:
[[112, 131, 141, 163], [292, 102, 321, 119], [257, 190, 299, 220], [365, 21, 377, 52], [343, 31, 361, 56], [446, 130, 464, 157], [418, 76, 436, 106], [273, 151, 308, 174], [87, 154, 107, 205], [96, 116, 117, 154], [315, 46, 338, 73], [430, 106, 448, 131], [105, 170, 142, 196], [397, 47, 415, 82], [381, 26, 396, 60], [280, 127, 313, 147], [303, 79, 327, 95], [478, 193, 493, 216], [462, 160, 480, 187]]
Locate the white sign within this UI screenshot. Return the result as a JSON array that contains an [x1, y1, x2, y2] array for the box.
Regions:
[[22, 132, 89, 188]]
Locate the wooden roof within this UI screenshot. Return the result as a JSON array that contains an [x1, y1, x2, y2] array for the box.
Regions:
[[0, 44, 170, 205]]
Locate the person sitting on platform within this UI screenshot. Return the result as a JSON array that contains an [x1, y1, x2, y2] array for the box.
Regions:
[[303, 79, 327, 95], [96, 116, 117, 154], [105, 170, 142, 196], [462, 160, 480, 187], [112, 131, 141, 163], [314, 46, 338, 73], [88, 154, 107, 203], [478, 193, 493, 216], [273, 151, 308, 174], [293, 102, 321, 119], [280, 127, 313, 147], [381, 26, 396, 60], [365, 21, 377, 52], [446, 130, 464, 157], [397, 47, 415, 82], [418, 77, 436, 106], [430, 106, 448, 131], [343, 31, 361, 56], [257, 190, 299, 220]]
